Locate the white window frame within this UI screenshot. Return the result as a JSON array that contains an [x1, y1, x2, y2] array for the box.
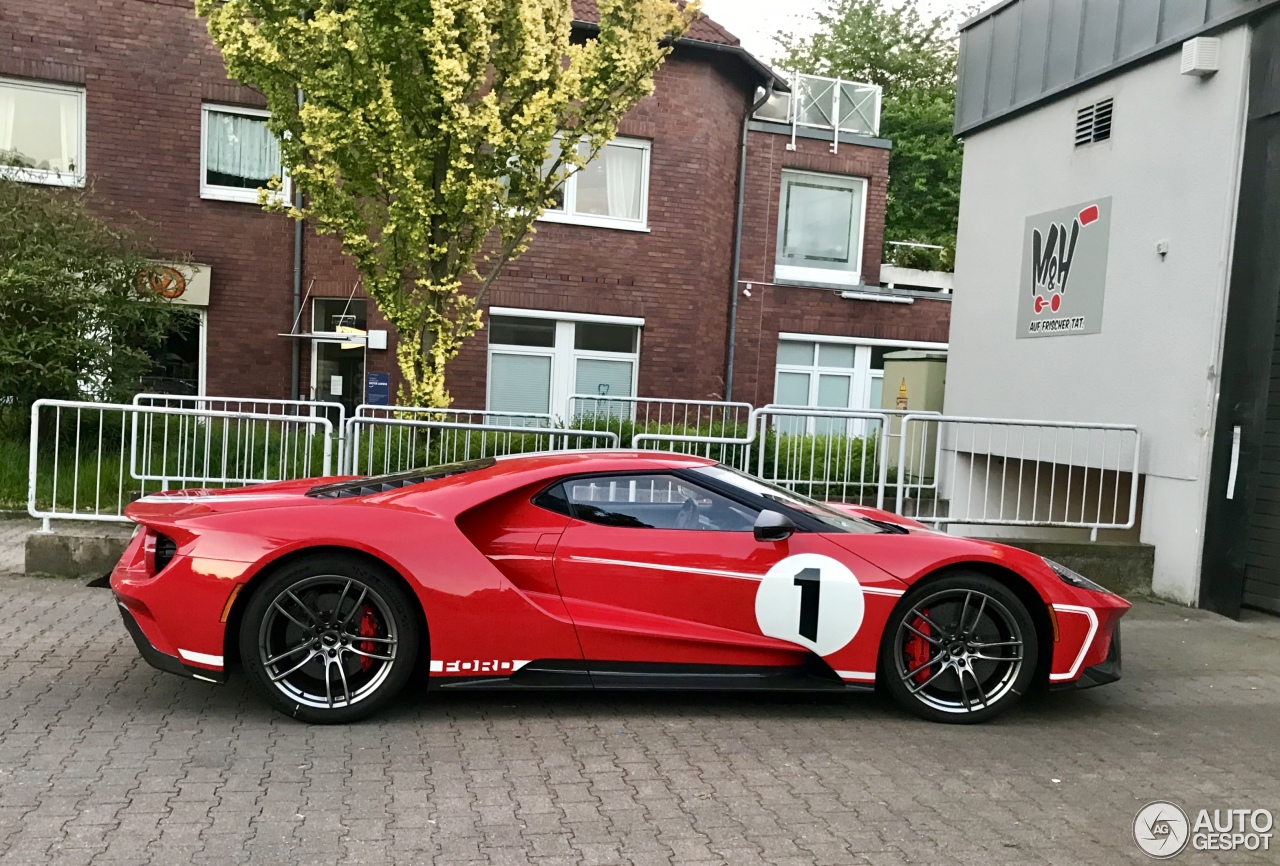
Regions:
[[486, 308, 644, 419], [200, 103, 290, 205], [774, 334, 948, 414], [537, 137, 652, 233], [774, 169, 869, 288], [0, 77, 86, 188]]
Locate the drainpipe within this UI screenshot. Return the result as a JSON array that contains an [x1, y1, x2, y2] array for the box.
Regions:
[[290, 87, 303, 401], [726, 81, 774, 402]]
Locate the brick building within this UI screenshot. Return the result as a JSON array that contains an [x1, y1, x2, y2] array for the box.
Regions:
[[1, 0, 951, 418]]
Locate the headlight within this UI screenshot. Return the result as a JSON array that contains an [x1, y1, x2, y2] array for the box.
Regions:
[[1043, 558, 1114, 595]]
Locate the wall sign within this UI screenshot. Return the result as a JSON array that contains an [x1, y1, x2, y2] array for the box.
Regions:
[[138, 262, 212, 307], [1016, 198, 1111, 339], [366, 373, 391, 406]]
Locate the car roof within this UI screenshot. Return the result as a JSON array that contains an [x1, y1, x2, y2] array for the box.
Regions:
[[492, 450, 718, 471]]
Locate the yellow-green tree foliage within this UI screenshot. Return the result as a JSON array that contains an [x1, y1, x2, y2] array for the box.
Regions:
[[197, 0, 694, 407]]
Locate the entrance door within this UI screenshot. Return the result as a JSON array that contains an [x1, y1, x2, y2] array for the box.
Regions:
[[1200, 9, 1280, 617], [547, 472, 825, 669], [312, 340, 365, 419]]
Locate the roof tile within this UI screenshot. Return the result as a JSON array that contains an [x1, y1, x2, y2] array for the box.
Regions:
[[570, 0, 741, 46]]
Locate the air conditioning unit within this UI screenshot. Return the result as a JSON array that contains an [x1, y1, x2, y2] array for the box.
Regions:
[[1181, 37, 1220, 77]]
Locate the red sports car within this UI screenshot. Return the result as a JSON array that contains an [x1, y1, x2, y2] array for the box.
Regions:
[[110, 452, 1128, 724]]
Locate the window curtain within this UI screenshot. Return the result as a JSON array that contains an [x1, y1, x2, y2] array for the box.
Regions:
[[0, 89, 15, 155], [604, 145, 643, 221], [207, 112, 280, 182], [58, 93, 78, 173]]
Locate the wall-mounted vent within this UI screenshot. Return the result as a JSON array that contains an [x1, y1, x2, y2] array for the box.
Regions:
[[1181, 37, 1221, 77], [1075, 98, 1113, 147]]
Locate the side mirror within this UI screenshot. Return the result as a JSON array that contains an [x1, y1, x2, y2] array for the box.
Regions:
[[754, 510, 796, 543]]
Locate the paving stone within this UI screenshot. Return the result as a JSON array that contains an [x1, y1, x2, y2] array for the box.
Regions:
[[0, 574, 1278, 865]]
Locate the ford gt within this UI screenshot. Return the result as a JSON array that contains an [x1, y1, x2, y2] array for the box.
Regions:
[[109, 452, 1128, 724]]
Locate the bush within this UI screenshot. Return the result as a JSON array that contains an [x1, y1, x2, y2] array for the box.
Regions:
[[0, 178, 184, 430]]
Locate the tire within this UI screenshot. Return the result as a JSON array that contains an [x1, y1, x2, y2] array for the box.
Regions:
[[239, 554, 420, 724], [880, 572, 1038, 724]]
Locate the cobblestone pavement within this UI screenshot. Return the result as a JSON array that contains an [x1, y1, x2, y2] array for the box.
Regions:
[[0, 518, 39, 576], [0, 573, 1276, 866]]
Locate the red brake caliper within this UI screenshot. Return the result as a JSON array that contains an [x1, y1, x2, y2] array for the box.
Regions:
[[357, 605, 379, 672], [904, 610, 933, 684]]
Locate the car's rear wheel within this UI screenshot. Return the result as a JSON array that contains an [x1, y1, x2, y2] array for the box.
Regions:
[[880, 573, 1038, 724], [239, 555, 420, 724]]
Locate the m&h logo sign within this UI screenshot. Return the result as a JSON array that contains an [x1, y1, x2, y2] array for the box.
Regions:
[[1018, 198, 1111, 339]]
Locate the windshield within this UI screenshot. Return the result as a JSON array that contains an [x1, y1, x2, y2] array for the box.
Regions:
[[691, 465, 880, 534]]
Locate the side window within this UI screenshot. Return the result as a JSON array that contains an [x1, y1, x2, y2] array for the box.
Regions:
[[555, 474, 759, 531], [532, 483, 573, 518]]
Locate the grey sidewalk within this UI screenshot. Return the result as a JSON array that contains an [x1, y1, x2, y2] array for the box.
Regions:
[[0, 572, 1276, 865]]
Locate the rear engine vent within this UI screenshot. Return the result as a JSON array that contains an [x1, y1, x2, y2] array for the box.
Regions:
[[1075, 98, 1113, 147], [154, 534, 177, 573], [307, 457, 498, 500]]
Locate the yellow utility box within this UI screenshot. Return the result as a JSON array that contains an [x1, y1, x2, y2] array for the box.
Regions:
[[881, 350, 948, 483]]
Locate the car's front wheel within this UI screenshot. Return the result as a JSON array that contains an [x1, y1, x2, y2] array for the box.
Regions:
[[880, 572, 1038, 724], [239, 555, 420, 724]]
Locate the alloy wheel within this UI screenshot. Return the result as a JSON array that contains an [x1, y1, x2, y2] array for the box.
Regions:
[[892, 587, 1026, 715], [257, 575, 399, 710]]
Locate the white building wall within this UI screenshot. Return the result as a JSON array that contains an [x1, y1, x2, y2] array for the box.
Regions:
[[946, 26, 1252, 603]]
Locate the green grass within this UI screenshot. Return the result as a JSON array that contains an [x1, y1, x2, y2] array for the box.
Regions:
[[7, 414, 333, 517]]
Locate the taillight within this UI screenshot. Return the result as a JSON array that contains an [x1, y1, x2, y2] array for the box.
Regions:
[[143, 531, 178, 575]]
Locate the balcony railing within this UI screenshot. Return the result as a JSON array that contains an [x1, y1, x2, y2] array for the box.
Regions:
[[755, 72, 883, 147]]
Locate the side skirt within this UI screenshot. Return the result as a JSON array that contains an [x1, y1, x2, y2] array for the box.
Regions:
[[431, 658, 871, 693]]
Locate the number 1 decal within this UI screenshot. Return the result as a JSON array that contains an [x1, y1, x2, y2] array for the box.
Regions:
[[755, 554, 865, 656], [793, 567, 821, 641]]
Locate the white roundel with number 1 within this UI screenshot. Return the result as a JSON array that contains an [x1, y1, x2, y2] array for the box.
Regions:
[[754, 553, 865, 656]]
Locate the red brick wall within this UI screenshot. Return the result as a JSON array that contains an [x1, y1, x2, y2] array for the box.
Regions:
[[447, 53, 750, 408], [1, 0, 298, 400], [728, 128, 951, 406], [3, 1, 951, 411]]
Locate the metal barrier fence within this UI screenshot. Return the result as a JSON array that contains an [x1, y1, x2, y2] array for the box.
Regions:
[[28, 399, 334, 530], [133, 392, 346, 474], [30, 394, 1143, 540], [631, 406, 894, 508], [895, 415, 1141, 539], [352, 403, 555, 429], [344, 415, 619, 477], [569, 395, 754, 433], [752, 408, 891, 508]]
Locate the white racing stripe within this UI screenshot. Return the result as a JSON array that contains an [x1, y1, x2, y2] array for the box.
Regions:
[[835, 670, 876, 682], [566, 555, 906, 598], [1048, 605, 1100, 681], [566, 556, 762, 582]]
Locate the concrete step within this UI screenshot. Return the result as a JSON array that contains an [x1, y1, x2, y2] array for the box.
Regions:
[[980, 538, 1155, 597]]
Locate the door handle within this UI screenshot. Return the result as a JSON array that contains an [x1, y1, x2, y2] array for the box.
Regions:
[[1227, 426, 1242, 500]]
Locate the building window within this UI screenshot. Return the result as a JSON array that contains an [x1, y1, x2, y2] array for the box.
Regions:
[[774, 336, 946, 430], [0, 77, 85, 187], [201, 104, 288, 203], [142, 310, 205, 397], [540, 137, 651, 231], [775, 170, 867, 287], [487, 310, 642, 419]]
